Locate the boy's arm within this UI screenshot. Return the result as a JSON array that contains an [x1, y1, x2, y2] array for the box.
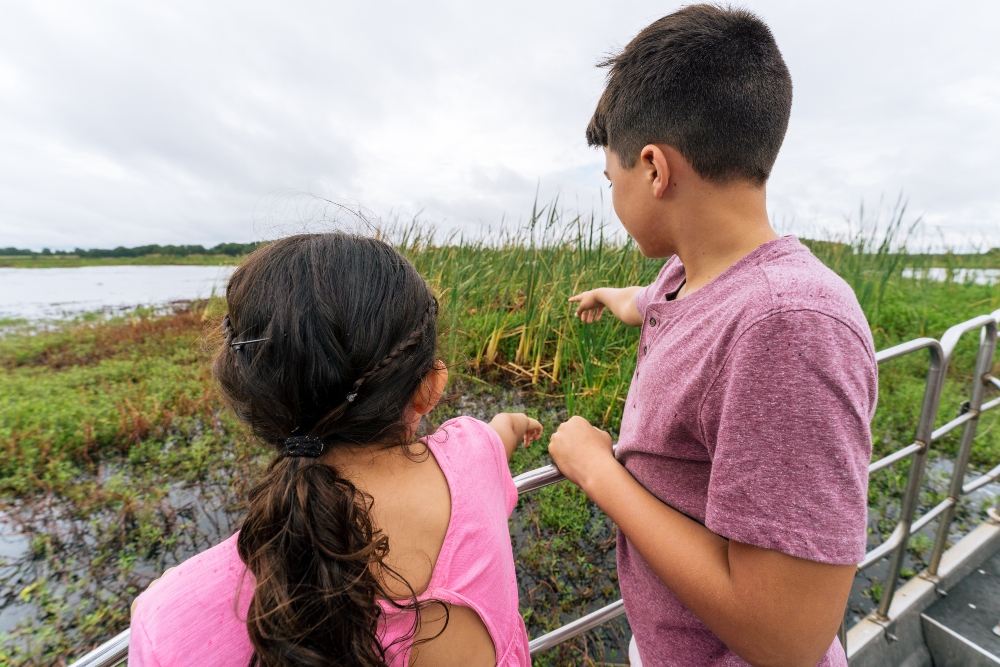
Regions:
[[488, 413, 543, 461], [569, 286, 643, 326], [549, 418, 854, 667]]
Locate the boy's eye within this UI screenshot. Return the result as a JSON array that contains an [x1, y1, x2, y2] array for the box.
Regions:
[[608, 182, 613, 189]]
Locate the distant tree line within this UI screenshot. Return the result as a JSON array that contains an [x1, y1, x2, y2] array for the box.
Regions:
[[0, 242, 262, 258]]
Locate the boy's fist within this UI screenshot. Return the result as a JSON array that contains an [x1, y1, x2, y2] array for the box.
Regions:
[[569, 289, 606, 323], [548, 416, 616, 490]]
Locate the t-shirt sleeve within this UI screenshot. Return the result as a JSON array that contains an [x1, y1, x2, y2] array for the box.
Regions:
[[700, 310, 877, 564]]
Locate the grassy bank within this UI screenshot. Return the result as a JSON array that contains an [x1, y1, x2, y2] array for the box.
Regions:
[[1, 215, 999, 665], [0, 254, 243, 269]]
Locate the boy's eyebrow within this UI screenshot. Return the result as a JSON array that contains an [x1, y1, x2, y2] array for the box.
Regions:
[[603, 170, 610, 179]]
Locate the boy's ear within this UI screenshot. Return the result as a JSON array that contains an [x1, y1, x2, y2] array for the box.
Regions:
[[412, 360, 449, 416], [640, 144, 672, 199]]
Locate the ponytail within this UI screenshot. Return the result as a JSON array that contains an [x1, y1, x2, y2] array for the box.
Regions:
[[238, 456, 406, 667]]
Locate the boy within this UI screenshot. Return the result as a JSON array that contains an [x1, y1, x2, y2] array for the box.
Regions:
[[548, 5, 877, 667]]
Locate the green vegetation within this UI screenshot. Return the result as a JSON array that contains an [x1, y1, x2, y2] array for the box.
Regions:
[[1, 242, 260, 259], [1, 254, 243, 268], [1, 209, 999, 665], [0, 242, 260, 268]]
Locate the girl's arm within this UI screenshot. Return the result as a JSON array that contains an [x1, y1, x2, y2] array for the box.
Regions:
[[488, 413, 543, 460], [569, 286, 643, 326], [548, 417, 855, 667]]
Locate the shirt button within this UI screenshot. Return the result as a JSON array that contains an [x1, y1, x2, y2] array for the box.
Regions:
[[643, 345, 647, 354], [649, 317, 657, 326]]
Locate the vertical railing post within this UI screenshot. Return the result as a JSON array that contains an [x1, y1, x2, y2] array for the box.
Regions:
[[874, 343, 946, 619], [927, 315, 1000, 575]]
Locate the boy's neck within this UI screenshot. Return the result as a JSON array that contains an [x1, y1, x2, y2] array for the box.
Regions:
[[670, 183, 778, 299]]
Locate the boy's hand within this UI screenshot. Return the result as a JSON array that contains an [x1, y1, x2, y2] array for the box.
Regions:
[[568, 286, 643, 327], [569, 289, 607, 323], [548, 416, 616, 490]]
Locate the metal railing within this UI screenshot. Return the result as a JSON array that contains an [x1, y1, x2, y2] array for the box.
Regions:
[[69, 310, 1000, 665], [857, 313, 999, 622]]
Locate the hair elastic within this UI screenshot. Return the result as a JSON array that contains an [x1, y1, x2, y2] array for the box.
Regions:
[[282, 436, 325, 458]]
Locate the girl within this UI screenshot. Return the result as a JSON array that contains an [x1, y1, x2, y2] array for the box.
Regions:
[[129, 233, 539, 667]]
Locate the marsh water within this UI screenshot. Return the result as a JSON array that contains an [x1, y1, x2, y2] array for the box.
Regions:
[[901, 267, 1000, 285], [0, 265, 236, 321]]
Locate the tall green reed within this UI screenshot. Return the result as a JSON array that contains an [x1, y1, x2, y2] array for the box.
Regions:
[[391, 201, 663, 427]]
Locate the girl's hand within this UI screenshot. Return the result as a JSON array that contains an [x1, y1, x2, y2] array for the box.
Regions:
[[548, 416, 617, 491], [489, 413, 544, 461], [522, 416, 543, 447], [569, 289, 607, 323]]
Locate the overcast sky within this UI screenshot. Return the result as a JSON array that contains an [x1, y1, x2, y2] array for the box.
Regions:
[[1, 1, 998, 251]]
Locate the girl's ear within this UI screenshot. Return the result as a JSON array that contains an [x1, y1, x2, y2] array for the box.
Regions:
[[412, 360, 449, 416]]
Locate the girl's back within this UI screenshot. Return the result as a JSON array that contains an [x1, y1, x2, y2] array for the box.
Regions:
[[126, 234, 534, 667], [130, 417, 529, 666]]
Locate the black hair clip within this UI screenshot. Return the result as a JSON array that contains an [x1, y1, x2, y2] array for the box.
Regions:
[[283, 436, 325, 458]]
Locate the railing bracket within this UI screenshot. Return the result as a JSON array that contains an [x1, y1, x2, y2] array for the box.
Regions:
[[866, 614, 899, 642], [918, 571, 940, 584]]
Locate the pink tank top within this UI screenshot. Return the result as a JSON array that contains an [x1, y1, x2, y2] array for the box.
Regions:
[[128, 417, 530, 666]]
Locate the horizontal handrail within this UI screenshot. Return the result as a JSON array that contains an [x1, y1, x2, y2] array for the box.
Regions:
[[527, 599, 627, 656], [69, 629, 129, 667], [859, 523, 906, 570], [930, 411, 977, 442], [868, 442, 923, 474], [874, 337, 940, 364], [963, 463, 1000, 495], [857, 497, 958, 572], [514, 464, 565, 493], [910, 497, 955, 535]]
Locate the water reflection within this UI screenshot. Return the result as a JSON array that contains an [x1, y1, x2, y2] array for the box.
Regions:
[[0, 265, 236, 320], [901, 267, 1000, 285]]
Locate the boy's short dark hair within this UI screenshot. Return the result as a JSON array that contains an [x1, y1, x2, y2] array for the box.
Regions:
[[587, 4, 792, 186]]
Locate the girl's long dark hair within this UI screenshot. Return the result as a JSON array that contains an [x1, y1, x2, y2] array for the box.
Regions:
[[213, 233, 439, 667]]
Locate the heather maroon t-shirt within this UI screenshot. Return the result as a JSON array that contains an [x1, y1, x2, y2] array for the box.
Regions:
[[616, 236, 877, 667]]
